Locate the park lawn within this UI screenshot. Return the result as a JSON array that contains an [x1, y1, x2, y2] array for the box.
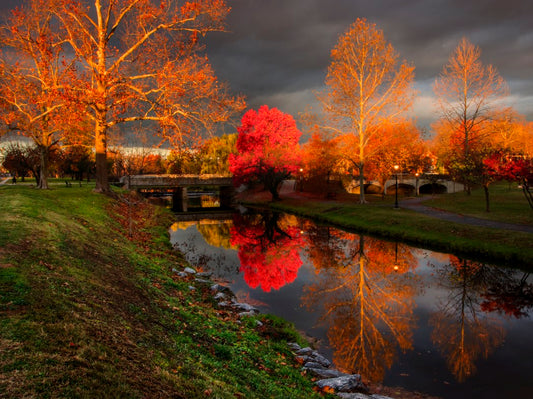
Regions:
[[0, 184, 326, 398], [423, 182, 533, 225], [264, 191, 533, 268]]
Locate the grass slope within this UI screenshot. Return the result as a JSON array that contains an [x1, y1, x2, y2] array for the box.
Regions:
[[0, 185, 325, 398]]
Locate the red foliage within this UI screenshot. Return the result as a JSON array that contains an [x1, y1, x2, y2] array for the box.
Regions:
[[480, 275, 533, 319], [483, 152, 533, 182], [230, 213, 304, 292], [229, 106, 302, 198]]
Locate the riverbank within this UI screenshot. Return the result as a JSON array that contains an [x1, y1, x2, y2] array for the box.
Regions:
[[241, 184, 533, 268], [0, 185, 328, 398]]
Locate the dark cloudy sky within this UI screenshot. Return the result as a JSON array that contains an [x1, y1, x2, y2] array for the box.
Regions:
[[206, 0, 533, 130], [2, 0, 532, 132]]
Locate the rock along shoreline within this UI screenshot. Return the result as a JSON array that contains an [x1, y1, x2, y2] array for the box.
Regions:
[[172, 265, 394, 399]]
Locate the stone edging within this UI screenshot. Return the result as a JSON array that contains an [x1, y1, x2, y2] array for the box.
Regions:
[[172, 266, 394, 399]]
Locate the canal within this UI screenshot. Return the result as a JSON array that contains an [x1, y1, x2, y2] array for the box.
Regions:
[[169, 208, 533, 398]]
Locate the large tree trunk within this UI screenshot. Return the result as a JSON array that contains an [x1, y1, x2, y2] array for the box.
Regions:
[[38, 144, 49, 189], [94, 21, 110, 194], [94, 119, 109, 193]]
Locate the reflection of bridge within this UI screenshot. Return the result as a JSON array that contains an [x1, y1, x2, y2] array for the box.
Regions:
[[121, 174, 234, 212], [349, 174, 464, 195]]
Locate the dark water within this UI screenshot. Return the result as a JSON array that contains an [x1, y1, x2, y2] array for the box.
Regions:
[[169, 209, 533, 398]]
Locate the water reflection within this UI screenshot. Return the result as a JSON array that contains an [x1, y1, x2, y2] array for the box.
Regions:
[[302, 227, 419, 381], [429, 258, 506, 382], [230, 212, 304, 292], [169, 210, 533, 396]]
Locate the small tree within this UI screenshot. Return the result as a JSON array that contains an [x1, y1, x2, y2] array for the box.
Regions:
[[58, 145, 94, 181], [484, 152, 533, 210], [301, 124, 340, 195], [198, 133, 237, 175], [364, 120, 429, 197], [229, 105, 302, 201], [1, 142, 33, 180]]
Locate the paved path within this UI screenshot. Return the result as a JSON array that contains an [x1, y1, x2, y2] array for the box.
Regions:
[[399, 196, 533, 234]]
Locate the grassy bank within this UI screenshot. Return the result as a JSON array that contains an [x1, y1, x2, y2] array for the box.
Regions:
[[258, 185, 533, 268], [0, 184, 325, 398], [424, 182, 533, 225]]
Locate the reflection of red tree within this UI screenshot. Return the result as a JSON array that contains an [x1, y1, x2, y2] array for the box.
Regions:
[[481, 272, 533, 318], [230, 213, 304, 292]]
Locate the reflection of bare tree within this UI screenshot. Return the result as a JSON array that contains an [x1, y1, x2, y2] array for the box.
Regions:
[[303, 227, 418, 382], [430, 258, 505, 382], [481, 272, 533, 318]]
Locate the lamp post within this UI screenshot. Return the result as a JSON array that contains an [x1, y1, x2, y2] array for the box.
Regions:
[[394, 241, 399, 271], [394, 165, 399, 209], [415, 172, 419, 197]]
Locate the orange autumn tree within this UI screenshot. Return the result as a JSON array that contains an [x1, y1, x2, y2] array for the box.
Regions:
[[364, 120, 430, 196], [301, 125, 340, 195], [54, 0, 245, 192], [0, 0, 80, 189], [485, 109, 526, 152], [321, 18, 415, 203], [433, 37, 508, 194]]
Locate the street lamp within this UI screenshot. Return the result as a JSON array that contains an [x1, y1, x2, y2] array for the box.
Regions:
[[394, 165, 399, 209], [415, 172, 419, 197], [394, 241, 399, 271]]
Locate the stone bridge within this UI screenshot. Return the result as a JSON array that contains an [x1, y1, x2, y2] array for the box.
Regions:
[[121, 174, 234, 212], [383, 174, 464, 195], [346, 174, 464, 195]]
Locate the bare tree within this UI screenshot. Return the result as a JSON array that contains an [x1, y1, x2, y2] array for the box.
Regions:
[[321, 18, 415, 203], [433, 37, 508, 193]]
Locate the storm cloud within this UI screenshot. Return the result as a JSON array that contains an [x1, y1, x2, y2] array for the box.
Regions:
[[207, 0, 533, 128], [1, 0, 531, 130]]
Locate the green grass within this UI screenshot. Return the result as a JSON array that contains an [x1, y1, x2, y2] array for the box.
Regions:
[[261, 186, 533, 268], [0, 184, 327, 398], [424, 182, 533, 225]]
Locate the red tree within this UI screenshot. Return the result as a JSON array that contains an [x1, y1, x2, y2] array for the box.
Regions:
[[229, 105, 302, 200], [484, 152, 533, 209]]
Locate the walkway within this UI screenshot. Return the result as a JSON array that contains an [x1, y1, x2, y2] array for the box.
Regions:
[[399, 196, 533, 234]]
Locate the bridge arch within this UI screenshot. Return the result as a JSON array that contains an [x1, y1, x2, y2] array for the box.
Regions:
[[385, 182, 416, 196], [419, 183, 447, 194]]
